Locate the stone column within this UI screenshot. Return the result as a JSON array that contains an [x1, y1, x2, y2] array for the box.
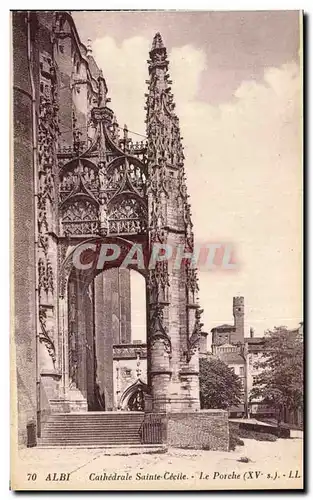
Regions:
[[59, 296, 69, 397], [94, 272, 114, 410], [148, 299, 172, 412], [76, 280, 87, 399], [167, 263, 184, 410], [85, 283, 96, 409], [180, 300, 202, 412]]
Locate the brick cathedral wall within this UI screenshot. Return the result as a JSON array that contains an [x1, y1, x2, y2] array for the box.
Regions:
[[12, 12, 37, 446], [95, 273, 114, 410]]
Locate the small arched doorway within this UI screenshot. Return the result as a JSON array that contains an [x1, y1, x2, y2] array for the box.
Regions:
[[119, 379, 149, 411]]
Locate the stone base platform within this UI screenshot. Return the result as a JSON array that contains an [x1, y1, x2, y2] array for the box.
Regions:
[[165, 410, 229, 451], [49, 399, 88, 413]]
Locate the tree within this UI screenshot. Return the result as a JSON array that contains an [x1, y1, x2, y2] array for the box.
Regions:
[[199, 357, 243, 409], [250, 326, 303, 426]]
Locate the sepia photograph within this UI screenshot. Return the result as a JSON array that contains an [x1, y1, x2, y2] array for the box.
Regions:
[[10, 9, 303, 491]]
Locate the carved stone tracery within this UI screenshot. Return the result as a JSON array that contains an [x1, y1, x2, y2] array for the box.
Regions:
[[68, 281, 78, 388], [37, 51, 59, 365], [62, 199, 99, 236], [186, 307, 204, 362], [149, 303, 171, 355], [39, 306, 56, 366], [58, 118, 148, 238]]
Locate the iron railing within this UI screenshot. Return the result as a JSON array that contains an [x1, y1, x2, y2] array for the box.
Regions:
[[139, 413, 166, 444]]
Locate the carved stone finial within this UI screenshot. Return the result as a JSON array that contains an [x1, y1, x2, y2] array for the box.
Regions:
[[146, 31, 193, 248], [149, 33, 168, 72], [97, 76, 107, 108], [123, 124, 128, 141], [151, 32, 165, 51], [99, 196, 108, 236], [149, 303, 172, 355], [111, 114, 119, 142], [87, 38, 92, 55]]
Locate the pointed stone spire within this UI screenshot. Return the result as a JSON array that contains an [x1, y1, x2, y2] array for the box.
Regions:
[[145, 32, 193, 248], [148, 32, 168, 75], [146, 33, 184, 167]]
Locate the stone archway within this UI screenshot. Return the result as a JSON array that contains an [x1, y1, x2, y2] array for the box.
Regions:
[[58, 236, 150, 411]]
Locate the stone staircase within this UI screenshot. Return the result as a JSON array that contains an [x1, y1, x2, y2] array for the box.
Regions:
[[39, 412, 145, 447]]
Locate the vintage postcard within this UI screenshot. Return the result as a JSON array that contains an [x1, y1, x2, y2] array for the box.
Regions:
[[11, 10, 303, 491]]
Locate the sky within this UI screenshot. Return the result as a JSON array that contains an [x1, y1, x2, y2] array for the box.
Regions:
[[73, 11, 302, 341]]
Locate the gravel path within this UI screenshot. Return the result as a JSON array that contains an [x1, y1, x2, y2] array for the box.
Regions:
[[12, 437, 303, 491]]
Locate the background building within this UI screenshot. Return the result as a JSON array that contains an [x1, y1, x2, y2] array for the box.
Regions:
[[210, 296, 303, 424], [211, 297, 246, 416]]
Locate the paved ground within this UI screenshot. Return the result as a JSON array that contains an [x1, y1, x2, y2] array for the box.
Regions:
[[11, 437, 303, 491]]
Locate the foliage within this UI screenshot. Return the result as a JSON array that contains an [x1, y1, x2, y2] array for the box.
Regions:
[[250, 326, 303, 424], [199, 357, 242, 410], [238, 427, 277, 442], [229, 422, 278, 452], [229, 425, 245, 451]]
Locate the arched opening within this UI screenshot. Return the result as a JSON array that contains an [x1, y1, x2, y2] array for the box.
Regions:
[[119, 379, 149, 411], [67, 262, 148, 412]]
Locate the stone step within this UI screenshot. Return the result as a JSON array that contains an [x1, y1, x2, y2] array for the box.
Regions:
[[40, 444, 141, 447], [40, 434, 141, 440], [43, 421, 143, 426], [45, 421, 144, 424], [40, 412, 146, 447], [43, 424, 143, 429], [43, 428, 141, 432], [42, 426, 142, 431], [45, 418, 144, 424], [41, 431, 140, 437], [41, 432, 140, 438], [48, 412, 144, 416], [41, 438, 141, 443], [44, 424, 142, 428], [42, 438, 140, 442], [37, 444, 167, 453], [42, 425, 141, 430], [44, 419, 144, 423], [42, 427, 141, 432]]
